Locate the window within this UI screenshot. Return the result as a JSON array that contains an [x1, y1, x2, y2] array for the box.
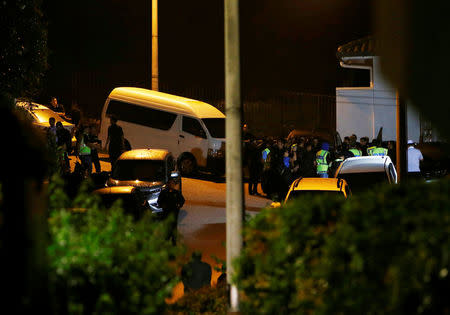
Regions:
[[182, 116, 206, 138], [339, 172, 388, 193], [287, 190, 345, 201], [202, 118, 225, 138], [112, 160, 165, 182], [106, 100, 176, 130]]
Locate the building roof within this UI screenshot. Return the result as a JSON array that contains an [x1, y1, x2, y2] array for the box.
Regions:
[[109, 87, 225, 119], [336, 36, 378, 60], [337, 156, 390, 174], [118, 149, 170, 161]]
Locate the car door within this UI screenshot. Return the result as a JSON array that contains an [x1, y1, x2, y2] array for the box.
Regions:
[[179, 116, 209, 167]]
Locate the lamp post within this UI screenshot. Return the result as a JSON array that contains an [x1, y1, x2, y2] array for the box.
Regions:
[[152, 0, 159, 91], [225, 0, 243, 313]]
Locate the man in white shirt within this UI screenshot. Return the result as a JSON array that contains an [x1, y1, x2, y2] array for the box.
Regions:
[[407, 140, 424, 179]]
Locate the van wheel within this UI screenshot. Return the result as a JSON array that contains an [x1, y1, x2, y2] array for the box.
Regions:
[[179, 155, 196, 176]]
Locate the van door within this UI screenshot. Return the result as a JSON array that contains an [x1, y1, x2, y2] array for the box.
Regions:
[[179, 116, 209, 167]]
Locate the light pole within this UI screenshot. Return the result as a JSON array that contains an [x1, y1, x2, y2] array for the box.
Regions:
[[152, 0, 159, 91], [225, 0, 243, 313]]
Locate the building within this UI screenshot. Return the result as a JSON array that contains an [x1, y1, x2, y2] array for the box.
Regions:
[[336, 36, 437, 143]]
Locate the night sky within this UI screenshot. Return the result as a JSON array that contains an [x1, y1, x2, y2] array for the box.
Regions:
[[41, 0, 372, 113]]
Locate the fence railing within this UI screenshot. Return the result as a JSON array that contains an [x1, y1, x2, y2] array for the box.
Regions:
[[71, 72, 336, 137]]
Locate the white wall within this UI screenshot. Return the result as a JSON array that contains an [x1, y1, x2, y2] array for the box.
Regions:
[[336, 56, 421, 142]]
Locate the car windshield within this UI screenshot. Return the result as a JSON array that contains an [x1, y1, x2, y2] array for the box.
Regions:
[[32, 108, 67, 124], [202, 118, 225, 138], [338, 172, 388, 193], [287, 190, 345, 201], [113, 160, 165, 182]]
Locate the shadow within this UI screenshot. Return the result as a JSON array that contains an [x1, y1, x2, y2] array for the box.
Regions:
[[182, 171, 226, 183], [186, 199, 264, 212], [178, 209, 188, 223]]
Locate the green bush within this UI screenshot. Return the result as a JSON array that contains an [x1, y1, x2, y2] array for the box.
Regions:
[[234, 180, 450, 314], [47, 176, 184, 314], [166, 284, 228, 315]]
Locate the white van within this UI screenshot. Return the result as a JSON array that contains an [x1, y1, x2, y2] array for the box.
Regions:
[[99, 87, 225, 175]]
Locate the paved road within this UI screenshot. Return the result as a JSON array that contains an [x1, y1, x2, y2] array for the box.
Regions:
[[69, 153, 271, 300]]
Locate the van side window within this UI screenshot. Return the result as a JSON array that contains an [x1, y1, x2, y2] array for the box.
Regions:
[[182, 116, 207, 138], [106, 100, 176, 130]]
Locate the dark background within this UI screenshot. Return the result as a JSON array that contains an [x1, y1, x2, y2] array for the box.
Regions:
[[40, 0, 372, 118]]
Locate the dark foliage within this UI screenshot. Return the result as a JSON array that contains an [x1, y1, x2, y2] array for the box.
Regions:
[[235, 180, 450, 314]]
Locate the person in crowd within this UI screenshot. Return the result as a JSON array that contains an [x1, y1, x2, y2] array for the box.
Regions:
[[350, 134, 358, 144], [300, 143, 316, 177], [56, 122, 72, 153], [76, 125, 92, 176], [157, 178, 185, 245], [312, 137, 320, 153], [407, 140, 424, 180], [340, 142, 354, 159], [329, 151, 345, 177], [360, 137, 369, 156], [47, 117, 57, 140], [270, 139, 287, 200], [343, 136, 351, 146], [87, 125, 102, 173], [367, 139, 388, 156], [105, 115, 124, 170], [242, 123, 254, 141], [247, 138, 262, 195], [181, 251, 212, 293], [49, 97, 65, 113], [316, 142, 331, 178], [56, 122, 71, 173], [70, 104, 82, 127], [349, 140, 362, 157], [387, 141, 397, 165]]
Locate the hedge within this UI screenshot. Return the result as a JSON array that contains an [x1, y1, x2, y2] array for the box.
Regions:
[[234, 179, 450, 314], [47, 176, 184, 314]]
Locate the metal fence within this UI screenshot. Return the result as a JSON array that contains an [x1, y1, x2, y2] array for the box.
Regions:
[[71, 72, 336, 137]]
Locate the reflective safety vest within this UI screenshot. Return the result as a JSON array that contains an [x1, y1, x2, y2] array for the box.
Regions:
[[79, 136, 91, 155], [262, 148, 270, 161], [368, 146, 387, 156], [316, 150, 329, 174], [349, 148, 362, 157]]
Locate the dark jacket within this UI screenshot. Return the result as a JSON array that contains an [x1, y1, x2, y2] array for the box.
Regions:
[[157, 188, 185, 220]]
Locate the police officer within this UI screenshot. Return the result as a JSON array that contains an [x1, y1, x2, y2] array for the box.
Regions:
[[349, 142, 362, 157], [367, 140, 388, 156], [157, 179, 185, 245], [316, 142, 331, 178]]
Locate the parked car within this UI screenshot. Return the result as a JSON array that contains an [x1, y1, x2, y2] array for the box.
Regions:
[[16, 100, 76, 146], [16, 100, 74, 131], [271, 177, 350, 208], [334, 156, 397, 193], [106, 149, 181, 216], [98, 87, 226, 175], [93, 186, 150, 220]]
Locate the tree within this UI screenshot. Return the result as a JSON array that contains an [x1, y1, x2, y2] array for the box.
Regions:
[[0, 0, 48, 101]]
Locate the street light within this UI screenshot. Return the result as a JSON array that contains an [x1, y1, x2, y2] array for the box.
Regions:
[[152, 0, 159, 91]]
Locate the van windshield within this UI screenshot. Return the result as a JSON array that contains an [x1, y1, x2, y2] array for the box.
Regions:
[[202, 118, 225, 138], [113, 160, 165, 182]]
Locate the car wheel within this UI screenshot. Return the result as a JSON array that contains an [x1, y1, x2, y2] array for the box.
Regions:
[[179, 155, 196, 176]]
